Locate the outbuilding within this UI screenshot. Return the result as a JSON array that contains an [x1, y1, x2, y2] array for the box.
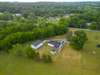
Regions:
[[48, 40, 66, 54], [31, 40, 45, 49]]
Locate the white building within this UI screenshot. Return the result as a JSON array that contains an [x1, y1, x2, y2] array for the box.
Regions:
[[31, 40, 45, 49], [48, 40, 66, 55]]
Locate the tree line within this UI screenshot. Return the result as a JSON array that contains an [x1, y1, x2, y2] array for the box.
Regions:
[[68, 6, 100, 30], [0, 17, 69, 51], [0, 2, 100, 17]]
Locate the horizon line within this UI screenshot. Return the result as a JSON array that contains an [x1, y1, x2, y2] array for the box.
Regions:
[[0, 1, 100, 3]]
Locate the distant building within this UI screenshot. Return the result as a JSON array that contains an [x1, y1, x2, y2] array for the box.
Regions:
[[15, 14, 22, 16], [31, 40, 45, 49], [86, 23, 92, 26], [48, 40, 66, 55], [13, 13, 22, 17]]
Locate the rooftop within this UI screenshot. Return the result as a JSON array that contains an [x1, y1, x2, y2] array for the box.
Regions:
[[48, 40, 62, 48], [32, 40, 44, 46]]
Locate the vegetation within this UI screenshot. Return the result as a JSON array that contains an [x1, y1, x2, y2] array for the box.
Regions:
[[0, 16, 69, 51], [9, 43, 53, 63], [0, 2, 99, 75], [70, 30, 88, 50], [0, 2, 99, 30], [26, 47, 38, 59], [0, 29, 100, 75]]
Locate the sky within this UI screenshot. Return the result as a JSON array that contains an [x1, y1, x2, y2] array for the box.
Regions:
[[0, 0, 100, 2]]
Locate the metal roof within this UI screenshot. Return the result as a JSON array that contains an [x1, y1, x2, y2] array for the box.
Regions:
[[48, 40, 61, 48], [32, 40, 44, 46]]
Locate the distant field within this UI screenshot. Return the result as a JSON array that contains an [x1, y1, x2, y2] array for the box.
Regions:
[[0, 28, 100, 75]]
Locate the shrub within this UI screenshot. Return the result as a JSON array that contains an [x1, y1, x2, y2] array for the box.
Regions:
[[26, 47, 37, 59], [9, 44, 26, 57]]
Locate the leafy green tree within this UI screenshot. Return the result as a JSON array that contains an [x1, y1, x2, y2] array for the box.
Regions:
[[26, 47, 37, 59], [59, 17, 69, 26], [10, 44, 26, 56], [70, 30, 88, 50], [69, 14, 87, 28], [0, 12, 13, 20]]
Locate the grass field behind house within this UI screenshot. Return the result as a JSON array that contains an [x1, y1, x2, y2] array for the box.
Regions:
[[0, 28, 100, 75]]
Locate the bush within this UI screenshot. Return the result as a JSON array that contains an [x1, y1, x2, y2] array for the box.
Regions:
[[9, 44, 27, 57], [26, 47, 37, 59], [9, 44, 41, 61]]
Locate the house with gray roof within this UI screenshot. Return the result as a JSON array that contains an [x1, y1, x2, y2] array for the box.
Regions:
[[48, 40, 66, 55], [31, 40, 45, 49]]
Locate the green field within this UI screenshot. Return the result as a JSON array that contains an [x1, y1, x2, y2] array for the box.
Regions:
[[0, 29, 100, 75]]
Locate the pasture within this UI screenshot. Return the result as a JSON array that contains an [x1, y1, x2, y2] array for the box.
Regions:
[[0, 28, 100, 75]]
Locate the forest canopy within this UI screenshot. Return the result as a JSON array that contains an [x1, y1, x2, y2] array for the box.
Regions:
[[0, 2, 100, 51]]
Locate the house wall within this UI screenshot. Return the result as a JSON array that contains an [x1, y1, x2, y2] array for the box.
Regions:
[[58, 41, 65, 52], [48, 43, 54, 47], [48, 40, 66, 55], [50, 51, 57, 55], [54, 41, 66, 53]]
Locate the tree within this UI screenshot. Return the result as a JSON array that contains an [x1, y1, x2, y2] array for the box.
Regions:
[[69, 14, 87, 28], [0, 12, 13, 20], [59, 17, 69, 26], [26, 47, 37, 59], [10, 44, 26, 56], [70, 30, 88, 50]]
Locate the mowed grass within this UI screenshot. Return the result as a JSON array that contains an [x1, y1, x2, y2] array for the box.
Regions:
[[0, 28, 100, 75]]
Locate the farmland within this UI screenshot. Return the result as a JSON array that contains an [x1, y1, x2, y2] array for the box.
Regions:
[[0, 28, 100, 75], [0, 2, 100, 75]]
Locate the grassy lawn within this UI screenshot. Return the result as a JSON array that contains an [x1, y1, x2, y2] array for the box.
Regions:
[[0, 28, 100, 75]]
